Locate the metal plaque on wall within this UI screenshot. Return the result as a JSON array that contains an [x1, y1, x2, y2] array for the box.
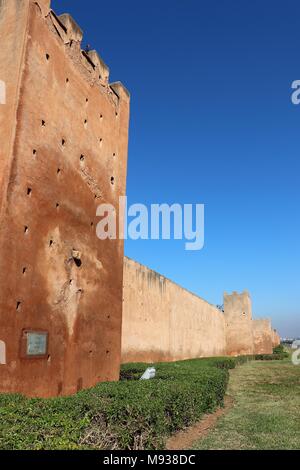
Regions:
[[26, 332, 48, 356]]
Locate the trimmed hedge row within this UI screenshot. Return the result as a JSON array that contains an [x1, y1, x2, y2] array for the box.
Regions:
[[0, 353, 283, 450], [254, 352, 289, 361], [0, 358, 233, 450], [254, 345, 289, 361]]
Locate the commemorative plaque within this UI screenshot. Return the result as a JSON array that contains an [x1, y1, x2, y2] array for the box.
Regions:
[[26, 331, 48, 356]]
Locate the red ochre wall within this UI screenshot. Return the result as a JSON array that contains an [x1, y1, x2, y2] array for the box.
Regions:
[[224, 291, 255, 356], [122, 258, 226, 363], [252, 319, 273, 355], [0, 0, 129, 397], [272, 329, 281, 348], [121, 259, 280, 363]]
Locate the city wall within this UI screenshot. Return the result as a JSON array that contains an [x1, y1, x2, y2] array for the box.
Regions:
[[122, 258, 227, 363], [0, 0, 129, 397], [122, 258, 280, 362], [252, 319, 273, 355], [0, 0, 280, 398]]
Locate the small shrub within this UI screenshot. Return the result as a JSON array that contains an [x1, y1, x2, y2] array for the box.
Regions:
[[255, 352, 288, 361]]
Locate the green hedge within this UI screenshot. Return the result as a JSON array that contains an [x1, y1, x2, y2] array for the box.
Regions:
[[254, 345, 289, 361], [254, 352, 289, 361], [0, 358, 233, 450], [0, 354, 282, 450]]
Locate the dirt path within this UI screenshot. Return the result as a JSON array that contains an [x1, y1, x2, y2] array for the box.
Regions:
[[166, 395, 234, 450]]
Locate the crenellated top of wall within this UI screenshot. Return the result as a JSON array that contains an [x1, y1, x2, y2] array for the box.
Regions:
[[224, 290, 253, 320], [35, 0, 129, 108]]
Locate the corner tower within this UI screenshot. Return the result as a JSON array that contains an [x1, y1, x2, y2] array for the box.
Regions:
[[224, 291, 254, 356]]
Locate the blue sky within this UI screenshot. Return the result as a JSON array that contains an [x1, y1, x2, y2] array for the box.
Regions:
[[53, 0, 300, 337]]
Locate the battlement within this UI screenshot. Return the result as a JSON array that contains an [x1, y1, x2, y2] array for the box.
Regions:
[[224, 290, 252, 319], [56, 13, 83, 43], [31, 0, 129, 105]]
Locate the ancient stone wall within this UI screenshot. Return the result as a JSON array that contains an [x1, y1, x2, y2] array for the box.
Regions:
[[252, 319, 273, 355], [0, 0, 129, 397], [122, 261, 280, 362], [271, 329, 281, 348], [122, 257, 227, 363]]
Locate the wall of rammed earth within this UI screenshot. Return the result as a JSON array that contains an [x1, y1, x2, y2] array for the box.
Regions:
[[0, 0, 130, 397], [121, 258, 279, 362]]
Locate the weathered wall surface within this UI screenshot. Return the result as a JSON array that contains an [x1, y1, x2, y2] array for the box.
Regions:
[[0, 0, 129, 397], [252, 319, 273, 355], [122, 258, 227, 363], [122, 267, 279, 362], [271, 329, 281, 348], [224, 291, 254, 356]]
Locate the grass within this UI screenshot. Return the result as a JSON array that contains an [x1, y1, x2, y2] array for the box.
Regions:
[[1, 354, 294, 450], [193, 358, 300, 450], [0, 357, 238, 450]]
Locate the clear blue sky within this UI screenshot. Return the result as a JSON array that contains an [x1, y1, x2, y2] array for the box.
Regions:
[[53, 0, 300, 337]]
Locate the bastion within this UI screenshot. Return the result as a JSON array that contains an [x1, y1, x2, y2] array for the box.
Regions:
[[0, 0, 130, 397]]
